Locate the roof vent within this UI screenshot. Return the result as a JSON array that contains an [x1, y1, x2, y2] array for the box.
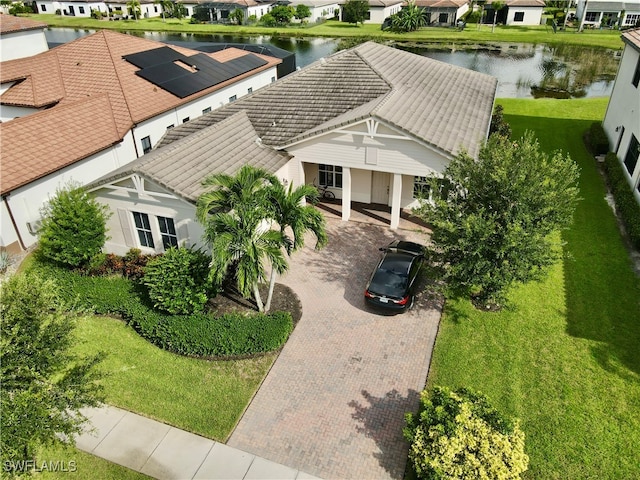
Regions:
[[320, 57, 326, 64], [256, 137, 262, 145]]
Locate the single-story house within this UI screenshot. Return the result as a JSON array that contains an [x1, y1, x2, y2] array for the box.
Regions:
[[184, 0, 276, 20], [34, 0, 164, 16], [0, 15, 49, 61], [89, 41, 497, 255], [576, 0, 640, 29], [339, 0, 403, 23], [0, 31, 281, 253], [288, 0, 340, 22], [412, 0, 469, 26], [483, 0, 544, 26], [603, 28, 640, 204]]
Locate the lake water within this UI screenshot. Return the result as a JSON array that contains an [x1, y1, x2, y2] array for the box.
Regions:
[[45, 28, 618, 99]]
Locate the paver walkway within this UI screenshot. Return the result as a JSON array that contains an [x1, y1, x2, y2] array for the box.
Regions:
[[228, 219, 442, 480], [76, 405, 321, 479]]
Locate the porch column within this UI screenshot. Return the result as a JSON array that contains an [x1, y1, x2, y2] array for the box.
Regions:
[[342, 167, 351, 222], [390, 173, 402, 230]]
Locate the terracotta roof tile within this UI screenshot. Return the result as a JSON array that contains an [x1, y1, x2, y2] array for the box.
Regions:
[[1, 94, 121, 193], [0, 15, 47, 34], [0, 30, 281, 194]]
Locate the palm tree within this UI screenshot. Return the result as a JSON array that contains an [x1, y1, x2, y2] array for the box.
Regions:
[[126, 0, 140, 21], [204, 208, 288, 312], [263, 181, 328, 311], [154, 0, 171, 21], [196, 165, 277, 223]]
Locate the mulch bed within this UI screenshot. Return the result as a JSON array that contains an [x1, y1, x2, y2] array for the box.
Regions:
[[207, 283, 303, 327]]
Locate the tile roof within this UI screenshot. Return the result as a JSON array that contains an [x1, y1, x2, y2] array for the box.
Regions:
[[412, 0, 469, 7], [88, 111, 290, 203], [0, 15, 47, 34], [159, 42, 497, 160], [622, 28, 640, 52], [0, 30, 281, 194], [503, 0, 545, 6], [1, 95, 121, 193]]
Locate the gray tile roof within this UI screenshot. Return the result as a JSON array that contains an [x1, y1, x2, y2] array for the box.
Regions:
[[89, 111, 290, 203], [158, 41, 497, 159]]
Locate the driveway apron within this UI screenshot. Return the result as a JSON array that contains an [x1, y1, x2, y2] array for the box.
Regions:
[[227, 219, 442, 480]]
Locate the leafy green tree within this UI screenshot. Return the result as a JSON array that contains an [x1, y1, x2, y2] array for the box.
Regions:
[[489, 103, 512, 138], [270, 5, 294, 25], [229, 8, 244, 25], [263, 182, 327, 311], [260, 13, 277, 26], [126, 0, 140, 20], [343, 0, 369, 25], [38, 184, 111, 269], [294, 4, 311, 22], [0, 274, 104, 472], [414, 131, 580, 306], [143, 247, 213, 314], [390, 0, 427, 32], [404, 386, 529, 479]]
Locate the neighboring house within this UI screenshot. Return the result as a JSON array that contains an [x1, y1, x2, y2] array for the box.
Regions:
[[288, 0, 340, 22], [0, 30, 281, 253], [339, 0, 403, 23], [0, 15, 48, 61], [89, 41, 497, 255], [183, 0, 276, 20], [483, 0, 544, 26], [576, 0, 640, 29], [34, 0, 163, 16], [603, 28, 640, 204], [412, 0, 469, 26]]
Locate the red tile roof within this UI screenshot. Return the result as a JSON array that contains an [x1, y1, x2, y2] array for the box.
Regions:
[[0, 30, 281, 194], [0, 14, 48, 34]]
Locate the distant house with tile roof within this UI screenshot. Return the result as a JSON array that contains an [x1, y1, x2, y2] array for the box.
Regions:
[[576, 0, 640, 29], [183, 0, 276, 21], [0, 15, 49, 60], [88, 41, 497, 255], [603, 28, 640, 204], [0, 30, 280, 253], [411, 0, 469, 26], [288, 0, 340, 22]]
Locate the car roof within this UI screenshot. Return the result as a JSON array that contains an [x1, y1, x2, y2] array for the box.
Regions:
[[384, 240, 424, 256], [380, 252, 415, 274]]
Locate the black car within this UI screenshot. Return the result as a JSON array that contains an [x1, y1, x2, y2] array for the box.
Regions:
[[364, 240, 424, 312]]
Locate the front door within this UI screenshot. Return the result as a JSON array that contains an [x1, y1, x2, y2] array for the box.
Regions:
[[371, 172, 390, 205]]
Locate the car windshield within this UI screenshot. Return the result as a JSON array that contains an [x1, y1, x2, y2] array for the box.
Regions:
[[369, 268, 408, 298]]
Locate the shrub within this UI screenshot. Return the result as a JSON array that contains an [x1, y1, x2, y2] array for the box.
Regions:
[[490, 104, 512, 139], [247, 14, 257, 24], [404, 386, 529, 480], [38, 184, 111, 269], [260, 13, 277, 26], [122, 248, 154, 280], [152, 311, 293, 357], [143, 247, 212, 314], [589, 122, 610, 155], [604, 152, 640, 249]]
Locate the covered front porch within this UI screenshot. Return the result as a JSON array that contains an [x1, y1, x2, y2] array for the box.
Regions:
[[314, 199, 431, 232]]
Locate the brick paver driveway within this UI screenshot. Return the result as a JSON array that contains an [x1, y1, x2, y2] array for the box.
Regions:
[[227, 219, 442, 480]]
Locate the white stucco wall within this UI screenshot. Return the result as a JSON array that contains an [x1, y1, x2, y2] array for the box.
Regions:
[[0, 29, 49, 61], [58, 1, 107, 16], [505, 6, 543, 26], [367, 4, 402, 23], [0, 105, 43, 122], [0, 202, 20, 251], [603, 41, 640, 203], [2, 132, 138, 249]]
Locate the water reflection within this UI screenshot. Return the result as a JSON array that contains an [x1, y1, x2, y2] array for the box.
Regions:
[[44, 28, 617, 98], [397, 42, 618, 98]]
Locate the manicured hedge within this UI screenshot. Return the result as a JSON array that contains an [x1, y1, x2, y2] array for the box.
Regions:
[[589, 122, 610, 155], [28, 260, 293, 358], [604, 152, 640, 249]]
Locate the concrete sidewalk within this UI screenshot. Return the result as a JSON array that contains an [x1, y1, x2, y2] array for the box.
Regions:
[[75, 405, 321, 480]]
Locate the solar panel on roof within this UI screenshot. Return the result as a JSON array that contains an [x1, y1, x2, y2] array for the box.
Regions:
[[123, 47, 269, 98]]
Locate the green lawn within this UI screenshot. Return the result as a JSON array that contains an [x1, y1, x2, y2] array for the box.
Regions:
[[71, 315, 275, 442], [25, 15, 624, 50], [427, 97, 640, 478]]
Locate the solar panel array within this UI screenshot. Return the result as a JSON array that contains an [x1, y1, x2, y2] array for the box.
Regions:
[[123, 46, 269, 98]]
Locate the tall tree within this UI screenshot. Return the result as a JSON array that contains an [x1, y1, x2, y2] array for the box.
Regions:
[[294, 4, 311, 22], [264, 182, 328, 311], [414, 131, 580, 306], [126, 0, 140, 20], [38, 184, 111, 269], [343, 0, 369, 25], [1, 274, 104, 472], [204, 208, 288, 312]]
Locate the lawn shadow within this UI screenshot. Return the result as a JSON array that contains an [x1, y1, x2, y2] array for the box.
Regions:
[[348, 388, 420, 479]]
